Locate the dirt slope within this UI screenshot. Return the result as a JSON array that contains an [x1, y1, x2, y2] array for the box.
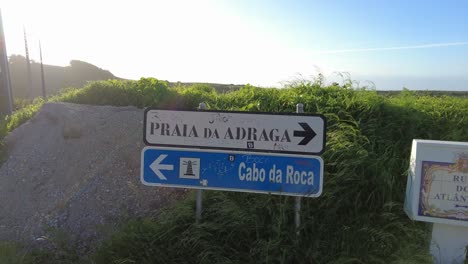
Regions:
[[0, 102, 186, 252]]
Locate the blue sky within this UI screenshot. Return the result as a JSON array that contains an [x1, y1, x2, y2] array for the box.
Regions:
[[229, 0, 468, 86], [3, 0, 468, 90]]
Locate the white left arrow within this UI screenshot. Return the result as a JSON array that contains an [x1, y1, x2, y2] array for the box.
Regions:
[[149, 154, 173, 180]]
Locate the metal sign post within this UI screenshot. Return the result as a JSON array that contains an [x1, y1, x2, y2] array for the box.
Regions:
[[295, 103, 303, 235], [141, 102, 327, 228], [196, 102, 205, 224]]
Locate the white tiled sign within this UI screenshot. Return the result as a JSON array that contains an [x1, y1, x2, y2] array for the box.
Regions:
[[404, 139, 468, 227]]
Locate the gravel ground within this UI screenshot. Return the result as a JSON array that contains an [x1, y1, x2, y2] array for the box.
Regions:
[[0, 102, 187, 253]]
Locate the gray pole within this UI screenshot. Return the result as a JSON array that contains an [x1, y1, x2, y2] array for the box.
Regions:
[[39, 41, 46, 98], [196, 102, 206, 224], [0, 9, 13, 115], [295, 103, 304, 235], [23, 27, 33, 99]]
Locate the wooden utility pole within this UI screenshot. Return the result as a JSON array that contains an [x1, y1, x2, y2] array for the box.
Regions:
[[0, 9, 13, 115], [24, 27, 33, 99], [39, 41, 46, 98]]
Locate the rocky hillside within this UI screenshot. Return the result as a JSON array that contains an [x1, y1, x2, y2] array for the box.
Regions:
[[9, 55, 120, 99], [0, 102, 186, 253]]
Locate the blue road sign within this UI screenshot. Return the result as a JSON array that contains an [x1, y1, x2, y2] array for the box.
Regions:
[[141, 147, 323, 197]]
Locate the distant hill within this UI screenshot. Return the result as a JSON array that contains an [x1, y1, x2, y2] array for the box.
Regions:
[[377, 90, 468, 97], [9, 55, 120, 99]]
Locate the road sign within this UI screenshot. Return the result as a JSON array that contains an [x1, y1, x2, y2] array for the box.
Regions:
[[144, 109, 326, 155], [141, 147, 324, 197]]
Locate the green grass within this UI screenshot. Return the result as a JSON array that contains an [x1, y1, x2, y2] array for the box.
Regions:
[[0, 242, 27, 264], [0, 242, 60, 264], [1, 77, 467, 263]]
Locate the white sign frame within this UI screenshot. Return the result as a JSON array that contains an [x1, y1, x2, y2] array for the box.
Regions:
[[404, 139, 468, 227], [141, 146, 324, 197], [144, 108, 326, 155]]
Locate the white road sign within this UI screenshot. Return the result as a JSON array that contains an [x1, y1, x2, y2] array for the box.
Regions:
[[144, 109, 326, 155]]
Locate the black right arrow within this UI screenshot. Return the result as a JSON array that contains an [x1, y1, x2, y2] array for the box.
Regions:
[[293, 122, 317, 145]]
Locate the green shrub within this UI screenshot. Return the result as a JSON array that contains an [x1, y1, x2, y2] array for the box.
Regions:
[[2, 77, 467, 263], [91, 80, 466, 263]]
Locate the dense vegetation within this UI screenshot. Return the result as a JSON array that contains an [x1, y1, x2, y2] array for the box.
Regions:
[[378, 89, 468, 98], [1, 78, 467, 263]]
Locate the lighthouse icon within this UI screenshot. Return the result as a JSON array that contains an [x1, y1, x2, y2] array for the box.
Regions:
[[179, 158, 200, 179], [183, 160, 197, 176]]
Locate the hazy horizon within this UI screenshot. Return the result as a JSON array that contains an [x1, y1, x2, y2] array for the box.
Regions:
[[2, 0, 467, 90]]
